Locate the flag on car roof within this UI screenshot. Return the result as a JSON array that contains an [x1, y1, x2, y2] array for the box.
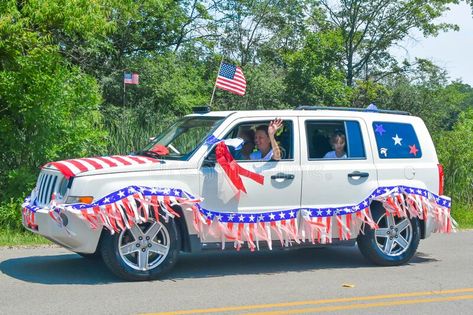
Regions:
[[215, 62, 246, 96], [124, 72, 139, 85]]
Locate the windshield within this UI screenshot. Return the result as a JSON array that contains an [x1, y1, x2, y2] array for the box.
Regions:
[[138, 116, 224, 160]]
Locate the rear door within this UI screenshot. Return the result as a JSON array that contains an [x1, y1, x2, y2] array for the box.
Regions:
[[299, 117, 378, 220]]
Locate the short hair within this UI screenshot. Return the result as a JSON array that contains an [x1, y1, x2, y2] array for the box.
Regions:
[[255, 124, 269, 136], [330, 132, 346, 145]]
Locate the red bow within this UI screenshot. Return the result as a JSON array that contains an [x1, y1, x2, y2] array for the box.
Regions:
[[215, 142, 264, 193]]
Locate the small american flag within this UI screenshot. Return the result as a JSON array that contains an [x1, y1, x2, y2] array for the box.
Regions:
[[215, 63, 246, 96], [124, 72, 139, 85]]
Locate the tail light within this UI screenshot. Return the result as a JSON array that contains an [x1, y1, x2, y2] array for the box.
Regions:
[[438, 164, 444, 195]]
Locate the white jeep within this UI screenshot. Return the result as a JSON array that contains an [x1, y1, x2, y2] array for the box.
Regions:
[[22, 106, 453, 281]]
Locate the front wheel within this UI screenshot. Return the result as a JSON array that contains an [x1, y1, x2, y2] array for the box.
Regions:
[[357, 203, 420, 266], [101, 218, 180, 281]]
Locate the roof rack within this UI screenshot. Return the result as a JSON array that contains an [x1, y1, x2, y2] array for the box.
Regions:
[[296, 105, 410, 116]]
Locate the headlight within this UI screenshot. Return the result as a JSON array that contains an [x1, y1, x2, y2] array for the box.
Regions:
[[66, 196, 94, 204]]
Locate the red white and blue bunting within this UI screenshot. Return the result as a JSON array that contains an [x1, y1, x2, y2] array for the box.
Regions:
[[22, 186, 201, 235], [22, 184, 454, 251]]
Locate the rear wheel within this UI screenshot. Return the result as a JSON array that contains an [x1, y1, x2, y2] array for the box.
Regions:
[[101, 218, 180, 281], [357, 203, 420, 266]]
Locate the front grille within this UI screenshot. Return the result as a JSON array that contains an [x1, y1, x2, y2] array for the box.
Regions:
[[36, 172, 59, 206]]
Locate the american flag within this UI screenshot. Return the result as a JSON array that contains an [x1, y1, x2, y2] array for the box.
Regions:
[[215, 62, 246, 96], [46, 155, 159, 179], [124, 72, 139, 85]]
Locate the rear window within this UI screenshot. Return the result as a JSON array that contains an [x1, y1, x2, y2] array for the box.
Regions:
[[306, 120, 366, 160], [372, 122, 422, 159]]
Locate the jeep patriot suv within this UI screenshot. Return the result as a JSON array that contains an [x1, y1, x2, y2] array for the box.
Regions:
[[22, 106, 453, 280]]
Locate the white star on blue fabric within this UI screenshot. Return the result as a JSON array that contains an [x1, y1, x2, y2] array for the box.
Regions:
[[392, 134, 403, 146]]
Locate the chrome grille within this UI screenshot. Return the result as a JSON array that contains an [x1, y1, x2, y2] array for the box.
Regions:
[[36, 172, 59, 206]]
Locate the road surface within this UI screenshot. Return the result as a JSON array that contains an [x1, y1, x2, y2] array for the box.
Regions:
[[1, 231, 472, 314]]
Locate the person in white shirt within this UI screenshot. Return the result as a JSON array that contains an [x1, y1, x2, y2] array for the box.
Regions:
[[250, 119, 283, 161], [323, 131, 347, 159]]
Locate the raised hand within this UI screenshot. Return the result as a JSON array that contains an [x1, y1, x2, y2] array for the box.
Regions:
[[268, 118, 283, 137]]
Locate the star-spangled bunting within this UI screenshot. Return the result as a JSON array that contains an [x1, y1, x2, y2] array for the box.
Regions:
[[23, 183, 454, 251]]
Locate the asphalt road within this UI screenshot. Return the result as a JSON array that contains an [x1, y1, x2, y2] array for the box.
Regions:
[[1, 231, 472, 315]]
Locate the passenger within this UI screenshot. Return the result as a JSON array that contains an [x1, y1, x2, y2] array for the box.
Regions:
[[323, 131, 347, 159], [235, 128, 255, 160], [250, 119, 283, 161]]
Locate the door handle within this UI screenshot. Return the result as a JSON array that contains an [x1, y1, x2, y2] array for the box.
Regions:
[[348, 171, 369, 178], [271, 173, 295, 180]]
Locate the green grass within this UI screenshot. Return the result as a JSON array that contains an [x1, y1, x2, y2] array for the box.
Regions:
[[0, 228, 51, 247], [451, 203, 473, 229]]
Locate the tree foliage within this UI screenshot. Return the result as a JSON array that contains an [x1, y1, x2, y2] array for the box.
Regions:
[[0, 0, 109, 200], [318, 0, 460, 86]]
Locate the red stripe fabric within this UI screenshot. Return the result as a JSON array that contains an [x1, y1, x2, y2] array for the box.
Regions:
[[127, 156, 147, 164], [48, 155, 160, 178], [110, 155, 132, 165], [49, 162, 76, 179], [81, 158, 104, 169], [95, 156, 117, 167], [66, 159, 89, 172]]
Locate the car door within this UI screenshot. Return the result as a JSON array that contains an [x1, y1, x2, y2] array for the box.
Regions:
[[199, 116, 302, 218], [299, 116, 379, 227]]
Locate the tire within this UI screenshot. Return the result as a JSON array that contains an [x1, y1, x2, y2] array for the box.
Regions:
[[357, 202, 420, 266], [101, 218, 180, 281]]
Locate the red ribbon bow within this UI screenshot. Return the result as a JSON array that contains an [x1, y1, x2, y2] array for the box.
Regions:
[[215, 141, 264, 193]]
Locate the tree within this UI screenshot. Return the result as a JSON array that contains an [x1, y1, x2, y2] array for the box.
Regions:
[[217, 0, 310, 66], [319, 0, 459, 86], [0, 0, 109, 200], [284, 29, 351, 106], [376, 59, 472, 131]]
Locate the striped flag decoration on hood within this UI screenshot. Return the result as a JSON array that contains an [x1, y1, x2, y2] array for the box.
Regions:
[[45, 155, 160, 179]]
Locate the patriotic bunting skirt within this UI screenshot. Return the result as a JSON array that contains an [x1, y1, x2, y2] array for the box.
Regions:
[[22, 185, 454, 251]]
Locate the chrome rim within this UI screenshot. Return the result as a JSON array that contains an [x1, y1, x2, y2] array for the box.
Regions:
[[374, 213, 413, 257], [118, 220, 170, 271]]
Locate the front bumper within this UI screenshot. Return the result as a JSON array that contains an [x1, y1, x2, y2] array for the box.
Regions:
[[22, 208, 102, 254]]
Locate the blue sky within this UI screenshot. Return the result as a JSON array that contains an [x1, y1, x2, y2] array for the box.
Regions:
[[392, 2, 473, 86]]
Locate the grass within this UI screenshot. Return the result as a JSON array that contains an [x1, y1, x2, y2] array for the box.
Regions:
[[451, 203, 473, 229], [0, 228, 51, 247]]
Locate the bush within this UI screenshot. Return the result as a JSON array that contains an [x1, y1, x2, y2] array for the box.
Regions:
[[0, 198, 24, 231], [434, 110, 473, 205]]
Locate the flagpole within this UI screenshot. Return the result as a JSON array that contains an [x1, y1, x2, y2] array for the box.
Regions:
[[209, 56, 225, 108], [123, 71, 126, 107]]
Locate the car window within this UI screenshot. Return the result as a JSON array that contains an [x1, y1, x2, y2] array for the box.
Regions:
[[223, 120, 294, 161], [306, 120, 366, 160], [372, 121, 422, 159]]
